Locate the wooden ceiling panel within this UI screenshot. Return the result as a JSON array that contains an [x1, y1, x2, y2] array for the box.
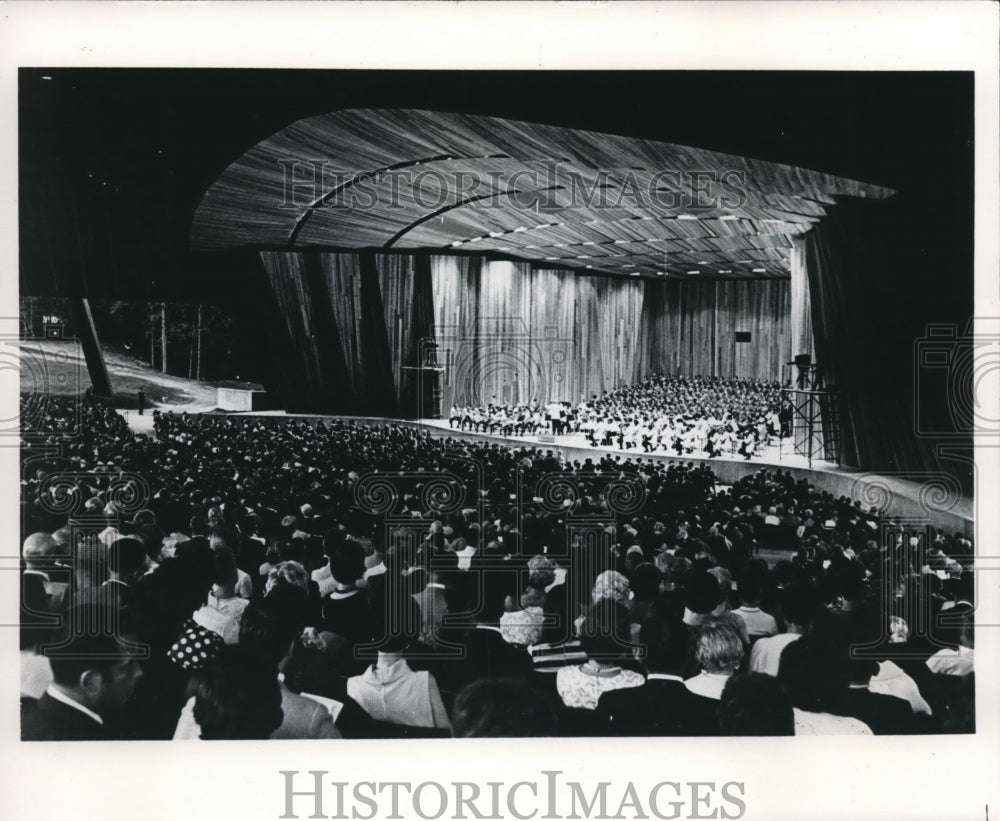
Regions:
[[191, 108, 894, 279]]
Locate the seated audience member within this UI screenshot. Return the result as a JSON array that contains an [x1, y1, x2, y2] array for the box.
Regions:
[[778, 635, 872, 735], [22, 605, 144, 740], [597, 616, 718, 736], [347, 627, 451, 730], [322, 539, 373, 649], [627, 562, 662, 637], [190, 647, 284, 740], [268, 559, 323, 627], [556, 600, 644, 711], [500, 554, 557, 647], [451, 678, 559, 738], [192, 543, 249, 645], [838, 658, 918, 734], [682, 570, 728, 628], [259, 541, 283, 581], [411, 566, 449, 649], [749, 583, 819, 676], [87, 536, 148, 615], [279, 627, 383, 740], [732, 566, 779, 640], [312, 529, 344, 597], [500, 587, 547, 647], [22, 531, 72, 609], [436, 580, 533, 696], [209, 527, 252, 599], [684, 619, 745, 700], [175, 589, 340, 739], [17, 400, 978, 739], [926, 601, 975, 677], [20, 574, 54, 699], [718, 673, 795, 736]]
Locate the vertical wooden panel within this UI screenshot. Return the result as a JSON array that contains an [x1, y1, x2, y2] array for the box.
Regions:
[[262, 250, 792, 413], [637, 278, 790, 383]]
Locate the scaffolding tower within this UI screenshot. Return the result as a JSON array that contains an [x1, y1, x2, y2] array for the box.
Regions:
[[780, 361, 841, 467]]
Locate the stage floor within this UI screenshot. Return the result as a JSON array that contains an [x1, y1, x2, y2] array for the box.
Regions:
[[416, 418, 838, 471]]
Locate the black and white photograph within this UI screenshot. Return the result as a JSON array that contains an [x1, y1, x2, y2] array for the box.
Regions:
[[3, 3, 999, 821]]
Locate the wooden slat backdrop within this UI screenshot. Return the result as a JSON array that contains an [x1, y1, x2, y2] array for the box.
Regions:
[[259, 250, 789, 414], [638, 279, 791, 381], [430, 256, 788, 408]]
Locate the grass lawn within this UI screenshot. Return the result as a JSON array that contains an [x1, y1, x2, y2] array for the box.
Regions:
[[18, 339, 261, 410]]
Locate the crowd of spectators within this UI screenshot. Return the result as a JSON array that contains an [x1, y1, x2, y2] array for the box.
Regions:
[[449, 375, 793, 459], [19, 395, 974, 739]]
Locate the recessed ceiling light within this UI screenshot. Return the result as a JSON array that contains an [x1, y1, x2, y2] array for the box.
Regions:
[[489, 231, 503, 238], [718, 269, 732, 274], [630, 272, 641, 277], [720, 214, 738, 221], [41, 75, 53, 81], [513, 226, 528, 233], [469, 236, 482, 243], [752, 268, 767, 273], [450, 241, 463, 247], [686, 270, 700, 275], [699, 261, 709, 265], [677, 214, 698, 220]]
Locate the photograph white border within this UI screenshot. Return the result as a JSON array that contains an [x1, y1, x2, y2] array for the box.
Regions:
[[1, 3, 997, 820]]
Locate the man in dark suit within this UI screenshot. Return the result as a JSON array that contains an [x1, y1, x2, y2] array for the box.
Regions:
[[22, 605, 144, 740], [431, 575, 532, 699], [596, 616, 719, 736]]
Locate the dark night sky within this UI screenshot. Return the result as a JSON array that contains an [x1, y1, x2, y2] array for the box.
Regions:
[[19, 69, 974, 307]]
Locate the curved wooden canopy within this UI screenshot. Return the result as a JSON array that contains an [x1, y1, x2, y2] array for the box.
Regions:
[[191, 109, 895, 280]]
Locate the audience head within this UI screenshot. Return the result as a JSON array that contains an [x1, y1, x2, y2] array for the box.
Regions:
[[192, 646, 283, 740], [778, 634, 850, 713], [107, 537, 148, 584], [638, 616, 689, 677], [331, 539, 366, 587], [239, 590, 309, 666], [45, 604, 144, 717], [265, 560, 310, 596], [22, 532, 58, 568], [591, 570, 630, 607], [694, 618, 745, 675], [719, 673, 794, 736], [452, 679, 559, 737]]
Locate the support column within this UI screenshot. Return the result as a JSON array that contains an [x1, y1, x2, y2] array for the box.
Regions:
[[790, 235, 816, 372], [68, 298, 113, 398]]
